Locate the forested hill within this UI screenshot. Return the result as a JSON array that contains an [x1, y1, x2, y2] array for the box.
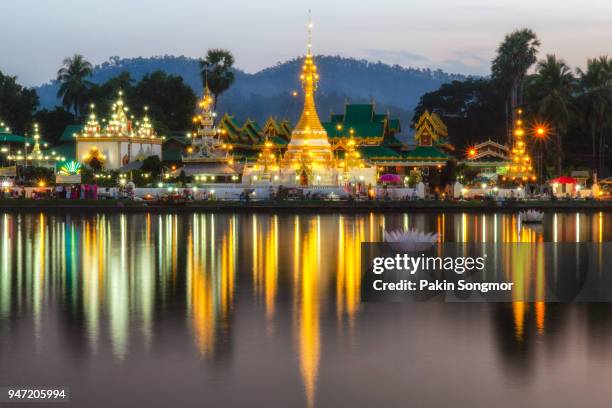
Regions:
[[35, 55, 465, 127]]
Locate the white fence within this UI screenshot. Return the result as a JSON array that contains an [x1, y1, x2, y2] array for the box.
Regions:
[[460, 188, 526, 199]]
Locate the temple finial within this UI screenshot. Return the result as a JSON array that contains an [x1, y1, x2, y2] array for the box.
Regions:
[[307, 10, 313, 56]]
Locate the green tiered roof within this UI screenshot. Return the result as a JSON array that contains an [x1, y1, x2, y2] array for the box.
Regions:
[[402, 146, 448, 161], [358, 146, 402, 161], [42, 142, 75, 161], [59, 124, 84, 142], [216, 115, 292, 161], [322, 103, 402, 143], [0, 132, 33, 144]]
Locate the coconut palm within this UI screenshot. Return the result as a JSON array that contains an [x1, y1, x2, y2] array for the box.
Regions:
[[199, 49, 235, 108], [577, 56, 612, 176], [492, 29, 540, 142], [56, 54, 93, 117], [526, 54, 576, 175]]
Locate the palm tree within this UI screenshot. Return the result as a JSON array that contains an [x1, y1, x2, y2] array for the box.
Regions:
[[56, 54, 93, 117], [525, 55, 576, 175], [199, 49, 235, 108], [577, 57, 612, 176], [492, 29, 540, 143]]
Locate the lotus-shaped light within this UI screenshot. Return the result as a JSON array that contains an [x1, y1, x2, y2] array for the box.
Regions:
[[519, 209, 544, 223], [384, 229, 438, 251]]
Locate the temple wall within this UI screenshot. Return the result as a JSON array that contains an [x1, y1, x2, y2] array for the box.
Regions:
[[76, 140, 121, 169], [77, 140, 162, 170]]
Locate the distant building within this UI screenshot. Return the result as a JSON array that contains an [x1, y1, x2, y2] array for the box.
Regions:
[[404, 110, 453, 168], [463, 139, 510, 174]]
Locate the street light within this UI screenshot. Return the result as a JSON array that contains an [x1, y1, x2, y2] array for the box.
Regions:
[[531, 122, 550, 190]]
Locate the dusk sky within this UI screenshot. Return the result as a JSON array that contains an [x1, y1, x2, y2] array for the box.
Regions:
[[2, 0, 612, 86]]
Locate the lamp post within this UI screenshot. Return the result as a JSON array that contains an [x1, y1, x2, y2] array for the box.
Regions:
[[533, 125, 547, 190], [0, 146, 8, 167]]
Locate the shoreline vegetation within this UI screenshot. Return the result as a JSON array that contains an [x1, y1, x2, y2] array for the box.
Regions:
[[0, 199, 610, 213]]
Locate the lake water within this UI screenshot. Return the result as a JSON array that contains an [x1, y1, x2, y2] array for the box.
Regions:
[[0, 211, 611, 407]]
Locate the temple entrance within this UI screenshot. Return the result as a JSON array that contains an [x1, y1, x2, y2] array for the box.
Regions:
[[300, 170, 309, 186]]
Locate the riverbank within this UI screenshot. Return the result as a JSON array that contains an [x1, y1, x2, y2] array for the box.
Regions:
[[0, 199, 611, 213]]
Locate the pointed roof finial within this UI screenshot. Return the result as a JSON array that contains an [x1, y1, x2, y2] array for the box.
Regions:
[[307, 9, 313, 56]]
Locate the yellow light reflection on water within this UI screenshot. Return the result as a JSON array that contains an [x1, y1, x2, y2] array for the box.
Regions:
[[297, 219, 320, 408], [0, 210, 609, 408], [187, 214, 237, 357]]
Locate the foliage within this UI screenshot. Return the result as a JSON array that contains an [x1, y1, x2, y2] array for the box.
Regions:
[[575, 57, 612, 175], [128, 71, 197, 132], [140, 155, 163, 179], [440, 159, 458, 186], [412, 79, 506, 150], [491, 29, 540, 140], [524, 55, 576, 174], [0, 70, 39, 134], [80, 167, 95, 184], [79, 71, 196, 132], [33, 107, 76, 145], [88, 157, 103, 171], [200, 49, 235, 107], [19, 166, 54, 186], [84, 71, 134, 118], [56, 54, 93, 117], [92, 170, 119, 187]]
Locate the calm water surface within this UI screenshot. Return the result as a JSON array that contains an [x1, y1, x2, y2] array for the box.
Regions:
[[0, 211, 611, 407]]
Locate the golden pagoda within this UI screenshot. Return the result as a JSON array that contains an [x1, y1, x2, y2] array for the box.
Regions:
[[7, 123, 64, 167], [241, 14, 375, 187], [282, 14, 334, 178], [504, 109, 536, 184]]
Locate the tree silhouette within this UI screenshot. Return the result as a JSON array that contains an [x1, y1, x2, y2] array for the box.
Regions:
[[57, 54, 93, 118], [199, 49, 235, 108]]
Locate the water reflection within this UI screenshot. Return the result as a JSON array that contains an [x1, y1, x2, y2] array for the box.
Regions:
[[0, 211, 611, 407]]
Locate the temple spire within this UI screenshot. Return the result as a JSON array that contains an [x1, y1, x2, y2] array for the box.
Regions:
[[307, 9, 313, 57], [292, 11, 325, 135], [283, 11, 333, 169]]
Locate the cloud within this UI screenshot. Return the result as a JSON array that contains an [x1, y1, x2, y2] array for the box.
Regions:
[[360, 49, 430, 66]]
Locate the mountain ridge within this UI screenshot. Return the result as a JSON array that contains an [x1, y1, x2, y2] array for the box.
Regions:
[[35, 55, 467, 133]]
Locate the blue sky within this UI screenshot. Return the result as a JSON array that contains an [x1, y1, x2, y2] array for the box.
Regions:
[[2, 0, 612, 85]]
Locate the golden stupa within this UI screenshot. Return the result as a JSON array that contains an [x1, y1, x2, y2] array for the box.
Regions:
[[242, 15, 376, 187], [283, 19, 333, 167]]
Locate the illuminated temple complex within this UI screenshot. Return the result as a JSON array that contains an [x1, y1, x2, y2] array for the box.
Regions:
[[241, 22, 376, 186], [41, 20, 531, 187], [74, 93, 163, 170]]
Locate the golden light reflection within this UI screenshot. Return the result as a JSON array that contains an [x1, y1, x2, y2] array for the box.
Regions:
[[297, 219, 321, 408], [0, 210, 609, 398], [187, 214, 237, 357], [336, 216, 364, 326]]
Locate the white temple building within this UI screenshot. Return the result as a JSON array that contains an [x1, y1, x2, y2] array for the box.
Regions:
[[75, 92, 163, 170]]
